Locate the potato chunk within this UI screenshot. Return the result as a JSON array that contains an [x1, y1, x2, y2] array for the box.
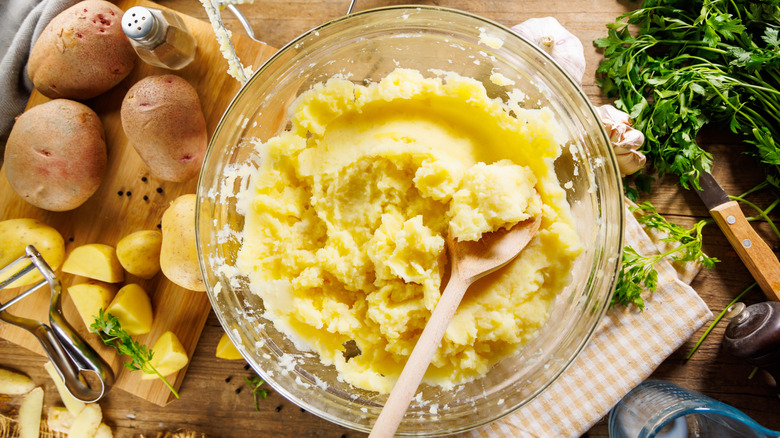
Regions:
[[142, 331, 188, 380], [105, 284, 153, 335], [62, 243, 124, 283], [116, 230, 162, 279], [216, 333, 243, 360], [67, 281, 117, 329]]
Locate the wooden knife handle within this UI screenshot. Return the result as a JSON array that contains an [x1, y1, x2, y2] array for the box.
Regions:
[[710, 200, 780, 301]]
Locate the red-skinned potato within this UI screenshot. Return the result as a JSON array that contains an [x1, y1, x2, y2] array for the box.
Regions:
[[121, 75, 208, 182], [27, 0, 136, 100], [4, 99, 107, 212]]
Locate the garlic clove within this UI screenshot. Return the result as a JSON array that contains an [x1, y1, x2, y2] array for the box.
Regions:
[[596, 104, 632, 125], [597, 104, 647, 176], [616, 149, 647, 177], [511, 17, 586, 86]]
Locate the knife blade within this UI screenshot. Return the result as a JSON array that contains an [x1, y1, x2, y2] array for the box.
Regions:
[[695, 171, 780, 301]]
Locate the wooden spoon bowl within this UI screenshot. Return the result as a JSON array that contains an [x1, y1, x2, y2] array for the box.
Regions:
[[369, 214, 542, 437]]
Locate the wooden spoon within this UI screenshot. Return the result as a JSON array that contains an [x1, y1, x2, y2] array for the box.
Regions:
[[369, 215, 542, 438]]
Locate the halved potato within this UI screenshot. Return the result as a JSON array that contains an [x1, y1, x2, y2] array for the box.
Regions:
[[142, 331, 188, 380], [62, 243, 124, 283], [68, 281, 117, 329], [105, 284, 153, 335]]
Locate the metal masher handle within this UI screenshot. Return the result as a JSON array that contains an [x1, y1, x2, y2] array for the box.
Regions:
[[0, 246, 114, 402]]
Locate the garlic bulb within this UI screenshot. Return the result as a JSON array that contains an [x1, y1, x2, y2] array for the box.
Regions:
[[511, 17, 586, 86], [597, 104, 646, 176]]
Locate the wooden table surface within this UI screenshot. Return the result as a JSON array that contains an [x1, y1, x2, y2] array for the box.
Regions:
[[2, 1, 780, 437]]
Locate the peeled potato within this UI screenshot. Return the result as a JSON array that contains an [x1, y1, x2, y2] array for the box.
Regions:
[[0, 218, 65, 288], [62, 243, 124, 283], [105, 284, 153, 336], [67, 281, 117, 329], [216, 333, 243, 360], [142, 331, 188, 380]]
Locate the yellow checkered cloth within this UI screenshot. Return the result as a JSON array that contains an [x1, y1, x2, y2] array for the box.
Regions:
[[466, 203, 713, 438]]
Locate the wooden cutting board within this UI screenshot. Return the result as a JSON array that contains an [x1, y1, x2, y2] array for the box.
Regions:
[[0, 0, 276, 406]]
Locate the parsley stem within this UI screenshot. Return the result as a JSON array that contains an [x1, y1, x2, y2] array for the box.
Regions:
[[148, 365, 179, 399], [685, 282, 757, 360], [729, 195, 780, 240]]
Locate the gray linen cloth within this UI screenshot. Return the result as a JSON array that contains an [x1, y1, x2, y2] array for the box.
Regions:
[[0, 0, 79, 147]]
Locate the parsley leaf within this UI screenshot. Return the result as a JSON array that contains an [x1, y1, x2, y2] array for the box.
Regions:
[[244, 376, 270, 410], [612, 202, 718, 310], [595, 0, 780, 191], [89, 309, 179, 398]]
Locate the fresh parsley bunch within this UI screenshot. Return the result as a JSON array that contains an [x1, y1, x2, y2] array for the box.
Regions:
[[595, 0, 780, 190]]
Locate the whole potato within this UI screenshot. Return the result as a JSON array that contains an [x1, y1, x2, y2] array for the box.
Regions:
[[5, 99, 107, 211], [116, 230, 163, 279], [160, 194, 206, 291], [121, 75, 207, 182], [27, 0, 136, 100]]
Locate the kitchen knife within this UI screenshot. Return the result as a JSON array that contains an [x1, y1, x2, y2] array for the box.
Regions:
[[695, 171, 780, 301]]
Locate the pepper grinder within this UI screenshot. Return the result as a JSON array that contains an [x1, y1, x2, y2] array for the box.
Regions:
[[723, 301, 780, 395], [122, 6, 197, 70]]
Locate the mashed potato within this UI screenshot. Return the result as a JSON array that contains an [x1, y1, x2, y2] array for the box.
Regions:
[[235, 69, 581, 394]]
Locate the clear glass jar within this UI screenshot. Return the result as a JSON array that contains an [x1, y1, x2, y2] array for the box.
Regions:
[[122, 6, 197, 70], [196, 6, 624, 436]]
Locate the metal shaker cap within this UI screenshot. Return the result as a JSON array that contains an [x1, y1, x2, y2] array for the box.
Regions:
[[123, 6, 156, 40]]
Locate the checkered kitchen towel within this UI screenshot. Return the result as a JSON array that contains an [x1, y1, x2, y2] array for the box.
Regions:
[[466, 202, 713, 438]]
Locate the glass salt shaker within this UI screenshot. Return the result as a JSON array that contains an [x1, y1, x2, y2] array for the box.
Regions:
[[122, 6, 197, 70]]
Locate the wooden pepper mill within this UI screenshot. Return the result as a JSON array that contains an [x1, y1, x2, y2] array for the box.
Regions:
[[723, 301, 780, 394]]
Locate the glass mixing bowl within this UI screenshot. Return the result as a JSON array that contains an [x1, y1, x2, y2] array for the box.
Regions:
[[196, 5, 623, 435]]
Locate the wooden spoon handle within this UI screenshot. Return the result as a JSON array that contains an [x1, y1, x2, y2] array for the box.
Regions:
[[710, 200, 780, 301], [369, 276, 469, 438]]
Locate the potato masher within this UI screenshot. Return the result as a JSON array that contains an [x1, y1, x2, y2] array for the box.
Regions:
[[0, 245, 114, 402]]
